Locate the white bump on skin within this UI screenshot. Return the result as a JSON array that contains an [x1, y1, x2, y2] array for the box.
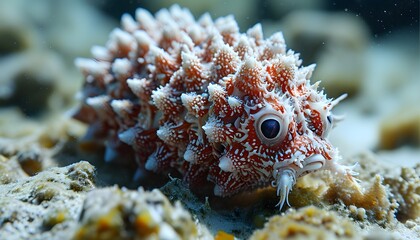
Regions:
[[213, 185, 223, 196], [183, 149, 195, 163], [145, 152, 158, 171], [227, 96, 241, 108], [207, 83, 224, 101], [266, 32, 286, 55], [86, 95, 110, 110], [181, 51, 198, 70], [74, 58, 110, 76], [110, 99, 131, 117], [110, 28, 135, 47], [151, 86, 171, 110], [133, 30, 155, 47], [118, 128, 136, 146], [121, 13, 137, 32], [219, 155, 234, 172], [135, 8, 156, 30], [127, 78, 142, 95], [156, 125, 170, 142], [112, 58, 132, 77], [202, 117, 221, 143], [91, 46, 111, 61]]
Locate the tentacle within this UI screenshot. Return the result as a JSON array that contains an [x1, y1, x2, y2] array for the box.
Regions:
[[273, 168, 296, 210]]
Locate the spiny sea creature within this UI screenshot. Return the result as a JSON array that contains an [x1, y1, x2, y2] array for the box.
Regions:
[[74, 5, 355, 210]]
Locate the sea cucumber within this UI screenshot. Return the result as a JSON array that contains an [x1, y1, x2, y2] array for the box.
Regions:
[[74, 5, 353, 209]]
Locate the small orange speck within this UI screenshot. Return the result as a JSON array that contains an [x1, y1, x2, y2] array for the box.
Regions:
[[135, 212, 159, 237], [215, 231, 235, 240], [97, 216, 111, 231]]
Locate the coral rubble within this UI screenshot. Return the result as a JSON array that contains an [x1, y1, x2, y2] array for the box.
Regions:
[[0, 161, 95, 240], [249, 206, 357, 240], [384, 165, 420, 222], [0, 162, 205, 240], [74, 187, 199, 240]]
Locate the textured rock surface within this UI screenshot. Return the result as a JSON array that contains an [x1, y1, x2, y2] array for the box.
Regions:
[[276, 151, 398, 223], [74, 187, 199, 240], [0, 161, 95, 240], [0, 161, 206, 240], [0, 155, 27, 184], [384, 165, 420, 222], [249, 206, 357, 240]]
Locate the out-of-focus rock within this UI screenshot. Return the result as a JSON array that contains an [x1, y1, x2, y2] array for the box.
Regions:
[[249, 206, 357, 240], [0, 0, 116, 60], [0, 155, 27, 184], [379, 105, 420, 150], [359, 46, 418, 115], [0, 24, 33, 57], [0, 140, 56, 180], [0, 111, 86, 176], [384, 165, 420, 222], [16, 148, 44, 176], [73, 187, 199, 240], [0, 51, 60, 116], [0, 0, 116, 117], [0, 161, 204, 240], [0, 161, 95, 240]]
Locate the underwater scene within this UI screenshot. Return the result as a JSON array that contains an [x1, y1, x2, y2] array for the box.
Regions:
[[0, 0, 419, 239]]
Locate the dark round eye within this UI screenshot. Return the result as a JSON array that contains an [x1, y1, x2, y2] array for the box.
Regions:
[[254, 109, 289, 147], [261, 119, 280, 139]]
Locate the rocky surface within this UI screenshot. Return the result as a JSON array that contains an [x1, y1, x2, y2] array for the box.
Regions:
[[0, 160, 206, 240], [250, 206, 357, 240], [0, 161, 95, 240], [74, 187, 200, 240]]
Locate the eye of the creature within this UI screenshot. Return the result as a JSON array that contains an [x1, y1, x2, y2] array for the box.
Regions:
[[326, 114, 332, 124], [255, 112, 289, 147], [261, 119, 280, 139], [322, 113, 334, 137]]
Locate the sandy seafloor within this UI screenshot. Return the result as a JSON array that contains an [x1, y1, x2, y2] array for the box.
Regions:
[[0, 0, 419, 239]]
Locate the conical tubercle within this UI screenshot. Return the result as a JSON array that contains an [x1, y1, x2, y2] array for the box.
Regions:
[[329, 93, 348, 109], [328, 93, 348, 127], [271, 168, 296, 210]]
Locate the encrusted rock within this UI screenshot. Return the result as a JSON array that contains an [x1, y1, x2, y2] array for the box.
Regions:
[[249, 206, 357, 240], [73, 187, 198, 240], [0, 161, 95, 240], [323, 174, 396, 223], [0, 155, 27, 184], [384, 164, 420, 222], [0, 161, 203, 240]]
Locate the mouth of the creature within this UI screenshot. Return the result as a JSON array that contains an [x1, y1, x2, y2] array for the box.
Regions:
[[272, 154, 326, 210]]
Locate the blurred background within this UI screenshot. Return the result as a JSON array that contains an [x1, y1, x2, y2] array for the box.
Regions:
[[0, 0, 419, 170]]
